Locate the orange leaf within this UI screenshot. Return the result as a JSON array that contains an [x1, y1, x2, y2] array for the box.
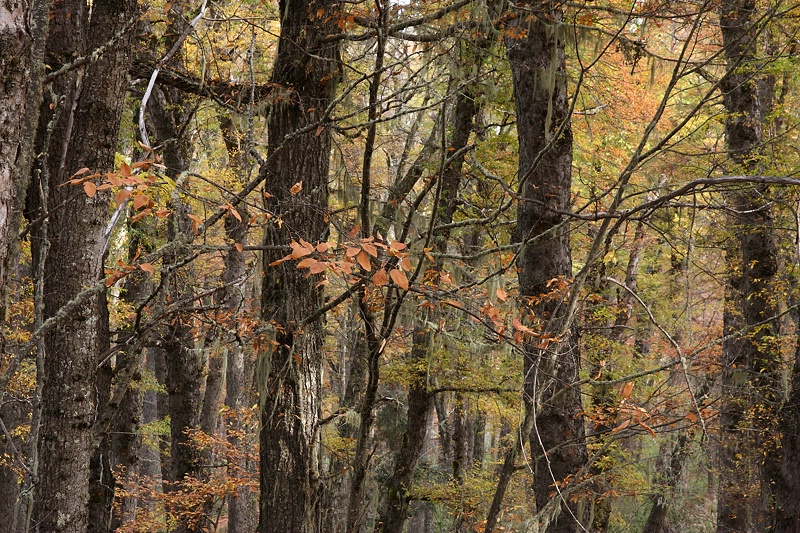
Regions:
[[610, 419, 631, 435], [400, 256, 411, 271], [361, 242, 378, 257], [139, 263, 155, 274], [133, 193, 150, 210], [390, 240, 407, 251], [309, 261, 326, 274], [390, 269, 409, 290], [83, 181, 97, 197], [345, 246, 360, 258], [297, 258, 317, 269], [620, 382, 634, 400], [289, 181, 303, 195], [348, 225, 361, 238], [372, 268, 388, 286], [496, 287, 508, 301], [356, 250, 372, 271], [235, 243, 244, 253], [70, 167, 91, 179], [114, 189, 131, 204], [638, 421, 657, 439]]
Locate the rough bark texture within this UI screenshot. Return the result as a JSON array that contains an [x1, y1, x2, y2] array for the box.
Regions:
[[258, 1, 340, 531], [148, 80, 207, 532], [505, 2, 587, 531], [717, 1, 781, 530], [0, 0, 46, 309], [775, 338, 800, 532], [31, 0, 135, 530], [218, 115, 258, 533]]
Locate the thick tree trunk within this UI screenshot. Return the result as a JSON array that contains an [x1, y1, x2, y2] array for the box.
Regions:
[[717, 1, 781, 530], [504, 2, 587, 531], [31, 1, 136, 531], [258, 2, 340, 531]]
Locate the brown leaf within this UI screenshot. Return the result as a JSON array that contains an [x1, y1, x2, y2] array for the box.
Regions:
[[390, 269, 409, 290], [83, 181, 97, 197], [290, 181, 303, 195], [620, 381, 634, 401], [372, 268, 388, 286], [309, 261, 326, 274], [496, 287, 508, 301], [133, 193, 150, 210], [297, 258, 317, 269], [610, 419, 631, 435], [361, 242, 378, 257], [235, 243, 244, 253], [139, 263, 155, 274], [356, 250, 372, 271]]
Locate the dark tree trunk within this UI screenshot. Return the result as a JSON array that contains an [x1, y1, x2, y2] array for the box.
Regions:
[[258, 1, 340, 531], [775, 337, 800, 532], [717, 1, 781, 530], [504, 1, 587, 531], [31, 0, 136, 531]]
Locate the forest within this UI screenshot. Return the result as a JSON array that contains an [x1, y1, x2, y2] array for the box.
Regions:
[[2, 0, 800, 531]]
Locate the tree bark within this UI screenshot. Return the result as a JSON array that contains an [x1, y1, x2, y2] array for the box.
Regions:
[[505, 1, 587, 531], [258, 1, 340, 531], [717, 1, 780, 530], [31, 1, 136, 530]]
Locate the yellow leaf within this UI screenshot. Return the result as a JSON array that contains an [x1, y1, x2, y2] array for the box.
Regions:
[[390, 269, 409, 290]]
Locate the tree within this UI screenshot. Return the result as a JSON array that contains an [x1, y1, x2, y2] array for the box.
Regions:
[[717, 0, 781, 529], [258, 1, 341, 531], [504, 1, 587, 530], [29, 1, 137, 530]]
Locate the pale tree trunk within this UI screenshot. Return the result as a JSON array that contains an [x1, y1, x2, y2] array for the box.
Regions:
[[0, 1, 49, 518], [258, 1, 340, 531], [31, 0, 136, 531], [504, 1, 587, 531], [218, 115, 258, 533], [717, 1, 780, 530]]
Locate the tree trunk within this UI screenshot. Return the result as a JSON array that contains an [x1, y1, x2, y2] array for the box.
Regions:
[[258, 1, 340, 531], [717, 1, 780, 530], [504, 1, 587, 531], [31, 0, 136, 530]]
